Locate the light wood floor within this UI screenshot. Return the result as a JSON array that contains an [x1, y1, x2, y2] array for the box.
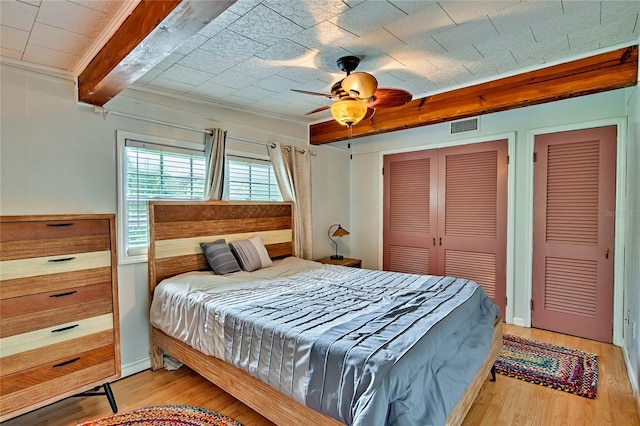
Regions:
[[3, 324, 638, 426]]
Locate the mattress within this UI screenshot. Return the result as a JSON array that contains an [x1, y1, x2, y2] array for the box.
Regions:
[[150, 257, 498, 425]]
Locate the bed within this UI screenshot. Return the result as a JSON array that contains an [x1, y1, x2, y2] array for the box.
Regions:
[[147, 200, 502, 426]]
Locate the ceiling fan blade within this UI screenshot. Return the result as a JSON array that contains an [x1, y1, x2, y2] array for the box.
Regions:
[[305, 105, 331, 115], [364, 107, 376, 120], [369, 88, 412, 109], [291, 89, 333, 99]]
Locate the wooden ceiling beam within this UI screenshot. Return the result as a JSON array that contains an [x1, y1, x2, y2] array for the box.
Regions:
[[309, 45, 638, 145], [78, 0, 236, 106]]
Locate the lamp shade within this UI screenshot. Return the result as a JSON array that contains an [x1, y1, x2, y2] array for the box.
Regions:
[[332, 226, 350, 237], [330, 98, 367, 127], [342, 72, 378, 99]]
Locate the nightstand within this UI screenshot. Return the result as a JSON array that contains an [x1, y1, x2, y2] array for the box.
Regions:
[[316, 256, 362, 268]]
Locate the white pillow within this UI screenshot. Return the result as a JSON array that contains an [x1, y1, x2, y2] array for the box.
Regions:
[[229, 235, 273, 272]]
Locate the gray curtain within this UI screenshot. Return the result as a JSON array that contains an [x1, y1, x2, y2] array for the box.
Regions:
[[204, 128, 226, 200], [269, 142, 312, 259]]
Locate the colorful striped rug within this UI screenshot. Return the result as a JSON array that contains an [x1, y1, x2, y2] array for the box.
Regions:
[[495, 334, 598, 399], [76, 405, 242, 426]]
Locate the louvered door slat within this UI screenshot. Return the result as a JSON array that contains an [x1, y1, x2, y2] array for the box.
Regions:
[[444, 250, 497, 299], [389, 158, 430, 233], [546, 141, 599, 244], [389, 245, 429, 275], [544, 258, 597, 317], [444, 150, 498, 238]]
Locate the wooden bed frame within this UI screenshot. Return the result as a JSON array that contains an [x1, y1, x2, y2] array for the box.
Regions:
[[148, 200, 502, 426]]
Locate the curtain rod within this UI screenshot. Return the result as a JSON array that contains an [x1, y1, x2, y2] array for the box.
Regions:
[[227, 135, 271, 146], [228, 135, 316, 156], [102, 108, 207, 134], [98, 108, 315, 155]]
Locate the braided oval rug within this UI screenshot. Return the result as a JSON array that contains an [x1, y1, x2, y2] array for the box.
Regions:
[[76, 405, 242, 426], [494, 334, 598, 399]]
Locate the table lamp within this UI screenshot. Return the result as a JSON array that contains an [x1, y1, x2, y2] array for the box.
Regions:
[[328, 224, 350, 259]]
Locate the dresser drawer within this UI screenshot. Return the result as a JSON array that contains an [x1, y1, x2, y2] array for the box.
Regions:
[[0, 314, 114, 362], [0, 250, 111, 283], [0, 345, 116, 416], [0, 282, 113, 338], [0, 329, 114, 376], [0, 267, 112, 299], [0, 219, 111, 260]]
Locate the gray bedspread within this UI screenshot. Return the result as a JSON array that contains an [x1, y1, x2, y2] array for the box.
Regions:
[[221, 264, 498, 426]]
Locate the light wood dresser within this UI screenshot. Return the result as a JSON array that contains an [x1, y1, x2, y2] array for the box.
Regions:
[[0, 214, 120, 421]]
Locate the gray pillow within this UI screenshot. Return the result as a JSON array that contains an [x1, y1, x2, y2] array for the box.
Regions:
[[200, 239, 241, 275], [229, 235, 273, 272]]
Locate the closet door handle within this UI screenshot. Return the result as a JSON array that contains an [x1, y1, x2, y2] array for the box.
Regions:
[[439, 237, 442, 246], [604, 247, 609, 259], [432, 237, 436, 246]]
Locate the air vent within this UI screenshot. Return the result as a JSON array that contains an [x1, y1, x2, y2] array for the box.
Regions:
[[450, 118, 479, 134]]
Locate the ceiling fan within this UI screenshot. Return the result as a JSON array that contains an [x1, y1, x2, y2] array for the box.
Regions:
[[291, 56, 412, 127]]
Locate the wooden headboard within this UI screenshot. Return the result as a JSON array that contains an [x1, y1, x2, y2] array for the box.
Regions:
[[148, 201, 295, 298]]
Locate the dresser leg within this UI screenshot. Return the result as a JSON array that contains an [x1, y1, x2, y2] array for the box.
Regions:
[[74, 383, 118, 412], [103, 383, 118, 413]]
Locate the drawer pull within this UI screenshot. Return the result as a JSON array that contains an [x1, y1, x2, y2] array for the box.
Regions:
[[48, 257, 76, 263], [51, 324, 79, 333], [46, 223, 74, 227], [53, 357, 80, 368], [50, 290, 78, 298]]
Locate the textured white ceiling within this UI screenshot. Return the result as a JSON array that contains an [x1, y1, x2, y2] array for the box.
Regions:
[[1, 0, 639, 122], [0, 0, 131, 72]]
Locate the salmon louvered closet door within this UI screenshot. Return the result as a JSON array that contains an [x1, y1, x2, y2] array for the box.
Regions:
[[532, 126, 616, 343], [439, 143, 507, 318], [383, 140, 507, 317], [383, 150, 438, 275]]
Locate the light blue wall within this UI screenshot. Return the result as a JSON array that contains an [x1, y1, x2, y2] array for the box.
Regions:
[[624, 84, 640, 404]]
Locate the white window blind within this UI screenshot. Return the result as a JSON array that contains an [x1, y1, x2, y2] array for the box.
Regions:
[[225, 155, 282, 201], [124, 140, 206, 255]]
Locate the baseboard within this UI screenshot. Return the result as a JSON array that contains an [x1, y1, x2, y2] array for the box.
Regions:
[[120, 357, 151, 378], [511, 317, 526, 327], [622, 345, 640, 417]]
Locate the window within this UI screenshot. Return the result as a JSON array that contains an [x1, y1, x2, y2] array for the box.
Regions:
[[225, 155, 282, 201], [117, 131, 206, 263], [117, 132, 282, 264]]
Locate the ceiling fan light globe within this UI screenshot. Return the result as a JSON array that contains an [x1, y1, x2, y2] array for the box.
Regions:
[[342, 72, 378, 99], [331, 99, 368, 127]]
